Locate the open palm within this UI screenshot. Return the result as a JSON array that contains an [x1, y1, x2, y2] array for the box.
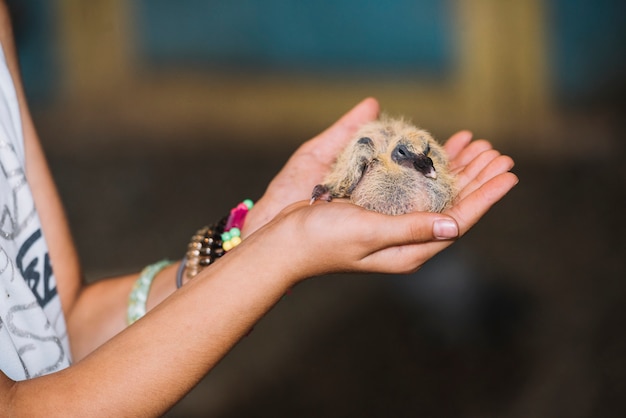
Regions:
[[243, 97, 517, 244]]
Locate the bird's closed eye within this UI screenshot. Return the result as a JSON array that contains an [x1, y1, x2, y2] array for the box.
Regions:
[[357, 137, 374, 147], [424, 143, 430, 156]]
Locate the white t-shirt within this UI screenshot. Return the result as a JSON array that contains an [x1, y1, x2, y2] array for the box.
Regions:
[[0, 44, 71, 380]]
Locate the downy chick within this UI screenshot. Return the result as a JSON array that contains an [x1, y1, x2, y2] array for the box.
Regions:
[[311, 116, 456, 215]]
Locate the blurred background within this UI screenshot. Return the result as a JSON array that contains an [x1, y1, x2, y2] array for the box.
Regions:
[[7, 0, 626, 417]]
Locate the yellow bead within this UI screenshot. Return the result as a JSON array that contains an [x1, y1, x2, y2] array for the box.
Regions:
[[222, 240, 234, 251], [230, 236, 242, 247]]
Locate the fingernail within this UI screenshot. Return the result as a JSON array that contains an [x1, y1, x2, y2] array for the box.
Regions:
[[434, 219, 458, 239]]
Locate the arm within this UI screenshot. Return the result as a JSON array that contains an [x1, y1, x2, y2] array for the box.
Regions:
[[64, 104, 517, 361], [2, 170, 516, 417], [3, 234, 298, 416]]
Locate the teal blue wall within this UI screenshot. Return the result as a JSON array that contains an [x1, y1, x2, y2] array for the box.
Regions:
[[7, 0, 626, 105], [133, 0, 454, 77], [547, 0, 626, 103]]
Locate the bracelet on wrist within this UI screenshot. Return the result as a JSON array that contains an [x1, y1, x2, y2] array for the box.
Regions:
[[127, 259, 173, 325], [177, 199, 254, 288]]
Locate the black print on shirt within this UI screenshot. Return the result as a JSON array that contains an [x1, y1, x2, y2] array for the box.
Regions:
[[16, 228, 56, 308]]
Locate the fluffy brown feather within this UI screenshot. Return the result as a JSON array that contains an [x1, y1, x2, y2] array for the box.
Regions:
[[311, 116, 456, 215]]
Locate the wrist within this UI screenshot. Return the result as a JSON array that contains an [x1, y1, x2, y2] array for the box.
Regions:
[[239, 221, 305, 289], [178, 199, 254, 288], [240, 196, 274, 239]]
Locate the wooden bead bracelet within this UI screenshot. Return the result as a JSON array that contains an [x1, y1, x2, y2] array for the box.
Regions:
[[176, 199, 254, 288]]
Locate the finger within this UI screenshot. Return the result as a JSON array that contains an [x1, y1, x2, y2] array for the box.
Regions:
[[370, 212, 459, 249], [345, 211, 457, 274], [449, 139, 493, 173], [446, 172, 519, 235], [456, 154, 515, 201], [443, 130, 473, 161], [355, 228, 456, 274], [362, 239, 452, 274], [306, 97, 380, 162], [453, 148, 502, 191]]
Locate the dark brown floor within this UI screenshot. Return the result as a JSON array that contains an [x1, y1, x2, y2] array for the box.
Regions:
[[46, 134, 625, 417]]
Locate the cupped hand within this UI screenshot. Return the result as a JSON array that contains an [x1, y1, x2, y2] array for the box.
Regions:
[[255, 130, 518, 281], [242, 97, 380, 237]]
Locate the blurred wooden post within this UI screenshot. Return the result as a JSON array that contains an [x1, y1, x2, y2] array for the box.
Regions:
[[455, 0, 551, 139], [55, 0, 133, 102]]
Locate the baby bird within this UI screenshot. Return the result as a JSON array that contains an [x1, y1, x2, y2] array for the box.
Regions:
[[311, 116, 456, 215]]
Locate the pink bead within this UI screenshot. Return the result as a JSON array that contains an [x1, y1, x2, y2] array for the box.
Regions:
[[225, 202, 250, 230]]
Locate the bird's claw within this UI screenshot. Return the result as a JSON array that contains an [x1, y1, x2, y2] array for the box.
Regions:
[[310, 184, 332, 205]]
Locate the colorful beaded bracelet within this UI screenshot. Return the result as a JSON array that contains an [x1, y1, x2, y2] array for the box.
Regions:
[[221, 199, 254, 251], [177, 199, 254, 288]]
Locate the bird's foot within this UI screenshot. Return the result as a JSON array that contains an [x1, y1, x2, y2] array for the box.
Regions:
[[310, 184, 333, 205]]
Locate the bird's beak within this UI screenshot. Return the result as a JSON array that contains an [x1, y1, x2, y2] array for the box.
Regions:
[[414, 154, 437, 179], [424, 166, 437, 179], [392, 145, 438, 179]]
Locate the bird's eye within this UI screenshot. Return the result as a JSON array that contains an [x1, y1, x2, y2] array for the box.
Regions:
[[424, 143, 430, 155], [357, 137, 373, 147]]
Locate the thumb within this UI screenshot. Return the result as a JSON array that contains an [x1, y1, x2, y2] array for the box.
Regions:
[[350, 212, 459, 274], [380, 213, 459, 247]]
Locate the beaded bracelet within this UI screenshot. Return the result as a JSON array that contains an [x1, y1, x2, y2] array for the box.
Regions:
[[127, 259, 173, 325], [221, 199, 254, 251], [177, 199, 254, 288]]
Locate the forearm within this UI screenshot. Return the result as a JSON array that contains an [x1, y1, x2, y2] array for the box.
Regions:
[[67, 262, 182, 361], [69, 198, 266, 361], [5, 235, 295, 417]]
